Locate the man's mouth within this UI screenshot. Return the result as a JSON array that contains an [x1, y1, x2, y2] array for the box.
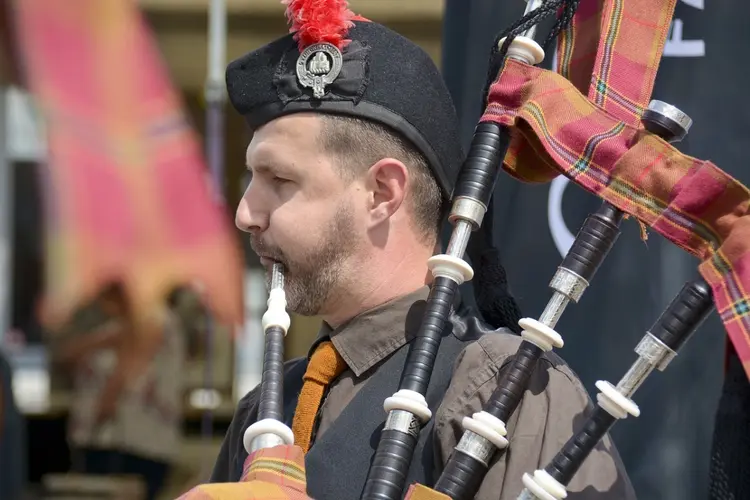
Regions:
[[251, 240, 285, 269], [258, 254, 285, 269]]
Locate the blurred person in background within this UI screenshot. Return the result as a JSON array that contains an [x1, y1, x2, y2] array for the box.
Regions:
[[51, 284, 187, 500]]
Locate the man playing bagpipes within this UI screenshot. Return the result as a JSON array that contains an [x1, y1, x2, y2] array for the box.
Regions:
[[202, 1, 635, 499], [8, 0, 748, 496]]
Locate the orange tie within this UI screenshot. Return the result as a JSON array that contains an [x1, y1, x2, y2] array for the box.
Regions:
[[292, 340, 348, 453]]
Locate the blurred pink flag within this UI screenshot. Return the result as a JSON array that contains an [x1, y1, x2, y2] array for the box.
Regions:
[[7, 0, 244, 332]]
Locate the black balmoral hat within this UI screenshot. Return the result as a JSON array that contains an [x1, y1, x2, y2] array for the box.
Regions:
[[225, 0, 464, 200]]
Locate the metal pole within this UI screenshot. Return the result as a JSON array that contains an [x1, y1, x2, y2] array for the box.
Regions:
[[206, 0, 227, 194], [0, 88, 11, 349], [201, 0, 227, 470]]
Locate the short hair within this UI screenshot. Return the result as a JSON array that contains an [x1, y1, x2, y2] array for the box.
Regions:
[[319, 114, 445, 243]]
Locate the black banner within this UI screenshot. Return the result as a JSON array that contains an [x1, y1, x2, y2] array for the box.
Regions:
[[441, 1, 748, 498]]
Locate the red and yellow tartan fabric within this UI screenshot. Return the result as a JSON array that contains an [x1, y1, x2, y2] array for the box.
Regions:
[[481, 0, 750, 379], [176, 445, 312, 500], [584, 0, 676, 126], [8, 0, 244, 332], [403, 484, 451, 500]]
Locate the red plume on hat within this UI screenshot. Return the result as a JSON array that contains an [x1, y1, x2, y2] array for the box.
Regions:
[[282, 0, 369, 52]]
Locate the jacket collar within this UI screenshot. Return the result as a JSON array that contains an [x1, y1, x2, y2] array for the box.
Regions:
[[308, 287, 431, 377]]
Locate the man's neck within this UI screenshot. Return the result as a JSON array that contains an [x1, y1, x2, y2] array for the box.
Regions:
[[322, 245, 433, 329]]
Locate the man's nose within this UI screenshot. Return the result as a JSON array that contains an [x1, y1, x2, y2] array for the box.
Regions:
[[235, 196, 268, 234]]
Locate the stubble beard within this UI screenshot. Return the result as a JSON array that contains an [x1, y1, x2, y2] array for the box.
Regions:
[[261, 206, 357, 316]]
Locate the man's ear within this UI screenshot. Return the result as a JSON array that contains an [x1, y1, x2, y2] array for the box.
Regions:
[[364, 158, 408, 226]]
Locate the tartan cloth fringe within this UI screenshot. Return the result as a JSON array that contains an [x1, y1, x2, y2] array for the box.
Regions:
[[480, 60, 750, 380], [175, 445, 313, 500]]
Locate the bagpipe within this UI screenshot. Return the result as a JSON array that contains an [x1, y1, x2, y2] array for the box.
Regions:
[[176, 0, 748, 499], [178, 0, 750, 499]]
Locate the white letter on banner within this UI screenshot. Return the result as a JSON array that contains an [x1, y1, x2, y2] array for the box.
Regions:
[[664, 0, 705, 57]]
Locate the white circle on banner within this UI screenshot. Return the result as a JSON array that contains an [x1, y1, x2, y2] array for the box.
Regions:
[[547, 176, 575, 259]]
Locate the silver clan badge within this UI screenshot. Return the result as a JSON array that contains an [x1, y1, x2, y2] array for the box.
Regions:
[[296, 42, 343, 99]]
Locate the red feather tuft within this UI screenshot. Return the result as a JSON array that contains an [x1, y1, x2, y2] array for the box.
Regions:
[[282, 0, 357, 51]]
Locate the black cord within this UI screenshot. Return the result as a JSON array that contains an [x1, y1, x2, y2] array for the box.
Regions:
[[481, 0, 581, 105], [543, 0, 580, 51]]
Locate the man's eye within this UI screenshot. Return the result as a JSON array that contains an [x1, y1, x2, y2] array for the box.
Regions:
[[273, 176, 290, 184]]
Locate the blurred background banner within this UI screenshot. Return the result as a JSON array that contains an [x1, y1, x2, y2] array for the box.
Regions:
[[5, 0, 244, 332], [442, 0, 747, 498]]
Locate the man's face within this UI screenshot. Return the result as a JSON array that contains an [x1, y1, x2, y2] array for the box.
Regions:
[[236, 113, 361, 316]]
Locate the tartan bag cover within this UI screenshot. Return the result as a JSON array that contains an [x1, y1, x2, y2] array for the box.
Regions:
[[403, 484, 451, 500], [6, 0, 244, 333], [480, 0, 750, 381], [176, 445, 313, 500]]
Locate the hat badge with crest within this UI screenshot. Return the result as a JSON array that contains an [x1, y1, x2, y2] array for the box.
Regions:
[[296, 43, 343, 98], [283, 0, 358, 99]]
